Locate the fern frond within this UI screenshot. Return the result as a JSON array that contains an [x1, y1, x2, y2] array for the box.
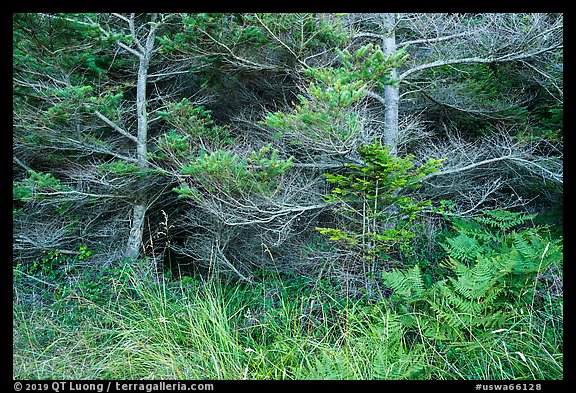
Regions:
[[441, 233, 481, 263], [443, 282, 484, 315], [382, 265, 425, 301], [490, 253, 519, 275], [512, 232, 535, 258], [453, 254, 516, 300], [508, 231, 560, 274], [429, 295, 474, 330], [471, 228, 499, 242], [419, 316, 459, 341], [475, 209, 536, 231]]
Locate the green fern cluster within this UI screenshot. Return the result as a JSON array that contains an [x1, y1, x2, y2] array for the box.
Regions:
[[382, 210, 562, 341]]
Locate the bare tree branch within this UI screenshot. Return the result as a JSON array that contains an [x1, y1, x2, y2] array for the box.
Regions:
[[92, 109, 138, 143], [398, 43, 562, 81]]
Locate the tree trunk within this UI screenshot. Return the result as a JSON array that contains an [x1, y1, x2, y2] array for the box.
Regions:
[[124, 57, 150, 259], [382, 13, 399, 157], [125, 15, 157, 260], [125, 202, 147, 258]]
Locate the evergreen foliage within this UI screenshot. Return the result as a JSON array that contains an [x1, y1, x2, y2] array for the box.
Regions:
[[13, 171, 72, 203], [317, 141, 444, 265], [12, 13, 563, 381], [173, 145, 293, 200], [264, 43, 408, 156], [157, 100, 233, 153]]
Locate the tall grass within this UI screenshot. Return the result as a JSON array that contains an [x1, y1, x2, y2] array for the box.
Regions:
[[13, 260, 562, 380]]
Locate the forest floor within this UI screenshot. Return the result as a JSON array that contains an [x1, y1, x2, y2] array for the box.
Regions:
[[13, 261, 563, 380]]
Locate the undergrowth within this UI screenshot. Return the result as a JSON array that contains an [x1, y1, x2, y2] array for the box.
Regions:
[[13, 211, 562, 380]]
